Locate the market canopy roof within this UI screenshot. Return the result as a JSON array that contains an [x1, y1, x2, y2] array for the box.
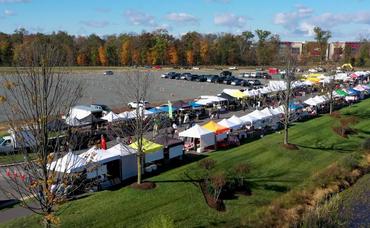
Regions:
[[179, 124, 214, 138], [199, 96, 227, 102], [222, 89, 247, 99], [335, 89, 348, 97], [203, 121, 230, 134], [49, 152, 87, 173], [218, 118, 241, 130], [129, 138, 164, 154], [101, 111, 121, 122], [228, 115, 244, 126], [153, 135, 184, 148]]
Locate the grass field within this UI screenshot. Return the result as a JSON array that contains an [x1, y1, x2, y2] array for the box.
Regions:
[[1, 99, 370, 228]]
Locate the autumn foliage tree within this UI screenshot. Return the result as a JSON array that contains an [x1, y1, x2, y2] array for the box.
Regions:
[[186, 50, 194, 66], [120, 39, 131, 66], [76, 53, 87, 66], [168, 44, 179, 65], [98, 46, 108, 66]]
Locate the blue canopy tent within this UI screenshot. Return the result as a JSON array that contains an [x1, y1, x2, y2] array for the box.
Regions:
[[347, 88, 360, 96], [147, 108, 164, 114], [189, 101, 203, 109], [289, 102, 304, 111]]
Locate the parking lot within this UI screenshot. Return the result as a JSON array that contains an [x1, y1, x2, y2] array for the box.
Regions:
[[0, 69, 269, 122]]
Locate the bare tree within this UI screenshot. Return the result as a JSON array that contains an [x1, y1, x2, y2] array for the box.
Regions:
[[279, 48, 298, 145], [322, 69, 337, 115], [0, 40, 88, 227], [112, 71, 170, 185]]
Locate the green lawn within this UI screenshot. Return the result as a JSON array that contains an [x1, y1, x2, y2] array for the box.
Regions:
[[2, 99, 370, 228], [0, 153, 37, 165]]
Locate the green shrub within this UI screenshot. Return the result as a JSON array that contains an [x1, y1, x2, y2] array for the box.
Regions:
[[362, 138, 370, 152], [313, 164, 347, 188], [146, 214, 175, 228]]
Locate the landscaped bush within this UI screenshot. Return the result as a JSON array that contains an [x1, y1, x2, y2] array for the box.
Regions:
[[198, 158, 216, 171], [209, 171, 227, 202], [299, 194, 344, 228], [362, 138, 370, 152], [146, 214, 175, 228], [332, 115, 359, 137], [232, 163, 250, 187], [313, 163, 347, 188], [341, 153, 362, 170]]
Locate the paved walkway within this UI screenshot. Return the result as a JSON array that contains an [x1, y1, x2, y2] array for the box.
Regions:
[[0, 204, 33, 224]]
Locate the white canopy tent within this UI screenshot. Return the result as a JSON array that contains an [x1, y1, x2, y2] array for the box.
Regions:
[[218, 118, 241, 130], [101, 112, 122, 122], [228, 115, 244, 126], [80, 144, 138, 180], [199, 96, 227, 103], [179, 124, 215, 152], [49, 152, 87, 173], [240, 112, 263, 128], [118, 109, 154, 119]]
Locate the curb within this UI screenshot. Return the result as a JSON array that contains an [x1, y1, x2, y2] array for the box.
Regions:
[[0, 161, 26, 168]]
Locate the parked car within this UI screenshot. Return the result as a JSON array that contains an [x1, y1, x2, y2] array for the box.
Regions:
[[104, 70, 114, 76], [161, 72, 176, 78], [169, 73, 180, 79], [180, 73, 191, 80], [185, 74, 198, 81], [195, 75, 207, 82], [91, 104, 112, 113], [240, 79, 250, 87], [262, 72, 271, 79], [217, 76, 226, 83], [248, 79, 262, 86], [0, 129, 36, 154], [231, 78, 243, 86], [128, 101, 149, 109], [206, 75, 220, 83], [220, 70, 232, 77], [223, 76, 235, 84], [239, 72, 251, 78]]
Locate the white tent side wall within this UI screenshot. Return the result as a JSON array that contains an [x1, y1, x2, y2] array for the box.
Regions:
[[169, 145, 184, 159], [145, 149, 164, 163], [121, 154, 138, 180], [200, 133, 215, 150]]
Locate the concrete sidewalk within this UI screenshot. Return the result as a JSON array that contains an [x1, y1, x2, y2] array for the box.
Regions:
[[0, 204, 33, 224]]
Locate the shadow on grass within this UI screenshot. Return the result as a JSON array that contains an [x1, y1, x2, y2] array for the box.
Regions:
[[356, 129, 370, 136], [295, 144, 355, 153], [108, 153, 207, 191]]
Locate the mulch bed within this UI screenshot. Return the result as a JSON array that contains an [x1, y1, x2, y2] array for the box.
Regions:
[[199, 182, 225, 212], [282, 143, 299, 150], [130, 181, 156, 190]]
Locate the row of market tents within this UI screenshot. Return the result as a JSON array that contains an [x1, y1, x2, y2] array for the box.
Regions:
[[52, 82, 370, 187], [50, 136, 185, 183], [65, 77, 370, 126]]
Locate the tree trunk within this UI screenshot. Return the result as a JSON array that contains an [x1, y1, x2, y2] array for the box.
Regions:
[[284, 123, 289, 145], [137, 154, 142, 185]]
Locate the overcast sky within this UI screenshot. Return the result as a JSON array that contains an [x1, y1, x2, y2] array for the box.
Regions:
[[1, 0, 370, 41]]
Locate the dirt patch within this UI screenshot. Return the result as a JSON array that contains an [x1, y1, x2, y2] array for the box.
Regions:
[[130, 181, 156, 190], [282, 143, 299, 150]]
